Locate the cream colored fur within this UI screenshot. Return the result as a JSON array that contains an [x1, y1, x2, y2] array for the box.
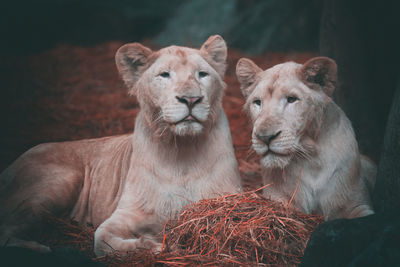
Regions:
[[236, 57, 375, 221], [0, 35, 241, 255]]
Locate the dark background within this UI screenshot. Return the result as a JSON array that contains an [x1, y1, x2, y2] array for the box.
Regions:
[[1, 0, 397, 167], [1, 0, 399, 193], [0, 0, 324, 173], [0, 0, 321, 55]]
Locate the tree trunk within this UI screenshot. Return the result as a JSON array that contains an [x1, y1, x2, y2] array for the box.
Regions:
[[373, 77, 400, 213], [319, 0, 398, 160], [301, 1, 400, 265]]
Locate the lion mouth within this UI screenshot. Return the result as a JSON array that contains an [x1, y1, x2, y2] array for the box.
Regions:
[[175, 115, 201, 124], [263, 149, 288, 157]]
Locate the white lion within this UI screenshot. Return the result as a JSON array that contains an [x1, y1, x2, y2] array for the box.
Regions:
[[0, 35, 241, 255], [236, 56, 375, 220]]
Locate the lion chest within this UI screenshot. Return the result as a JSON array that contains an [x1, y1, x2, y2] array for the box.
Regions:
[[129, 163, 213, 220], [292, 163, 339, 214], [265, 162, 325, 214], [153, 182, 199, 219]]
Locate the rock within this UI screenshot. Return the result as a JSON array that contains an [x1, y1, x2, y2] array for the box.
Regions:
[[301, 213, 400, 267]]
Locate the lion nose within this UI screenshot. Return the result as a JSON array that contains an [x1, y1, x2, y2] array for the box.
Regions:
[[176, 96, 203, 108], [256, 131, 282, 145]]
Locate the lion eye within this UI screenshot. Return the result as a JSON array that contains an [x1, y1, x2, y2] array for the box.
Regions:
[[160, 72, 170, 78], [287, 96, 298, 103], [253, 99, 261, 106], [198, 71, 209, 78]]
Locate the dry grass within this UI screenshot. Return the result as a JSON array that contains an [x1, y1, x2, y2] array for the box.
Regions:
[[41, 188, 322, 266]]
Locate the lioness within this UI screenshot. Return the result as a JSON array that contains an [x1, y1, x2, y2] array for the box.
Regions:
[[236, 56, 376, 220], [0, 35, 241, 255]]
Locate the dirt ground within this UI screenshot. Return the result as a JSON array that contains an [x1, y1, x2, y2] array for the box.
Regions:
[[0, 41, 316, 190]]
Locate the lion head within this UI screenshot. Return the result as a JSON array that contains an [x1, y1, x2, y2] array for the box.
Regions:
[[236, 57, 337, 169], [115, 35, 227, 137]]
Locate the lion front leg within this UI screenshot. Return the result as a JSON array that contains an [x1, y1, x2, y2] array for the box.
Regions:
[[347, 204, 374, 218], [93, 208, 162, 256]]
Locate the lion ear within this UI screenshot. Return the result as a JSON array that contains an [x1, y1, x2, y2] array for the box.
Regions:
[[115, 43, 153, 94], [200, 35, 227, 77], [298, 57, 337, 97], [236, 58, 262, 98]]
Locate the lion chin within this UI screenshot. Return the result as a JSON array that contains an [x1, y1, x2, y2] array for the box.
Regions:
[[260, 152, 292, 169], [173, 121, 204, 136]]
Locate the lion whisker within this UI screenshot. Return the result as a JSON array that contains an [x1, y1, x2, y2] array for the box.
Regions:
[[245, 148, 257, 161], [156, 124, 169, 138], [294, 145, 312, 162]]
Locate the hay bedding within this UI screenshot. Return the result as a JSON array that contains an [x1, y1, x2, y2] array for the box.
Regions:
[[1, 41, 320, 265], [42, 188, 322, 266]]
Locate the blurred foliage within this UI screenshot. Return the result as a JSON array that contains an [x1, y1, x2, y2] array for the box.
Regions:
[[1, 0, 321, 55], [155, 0, 322, 53]]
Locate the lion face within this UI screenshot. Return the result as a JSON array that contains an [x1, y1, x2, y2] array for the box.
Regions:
[[115, 36, 227, 137], [236, 57, 337, 169]]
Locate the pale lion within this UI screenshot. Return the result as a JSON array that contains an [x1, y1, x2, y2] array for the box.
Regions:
[[0, 35, 241, 256], [236, 56, 376, 220]]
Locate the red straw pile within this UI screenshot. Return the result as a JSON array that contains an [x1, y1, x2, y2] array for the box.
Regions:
[[44, 188, 323, 266]]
